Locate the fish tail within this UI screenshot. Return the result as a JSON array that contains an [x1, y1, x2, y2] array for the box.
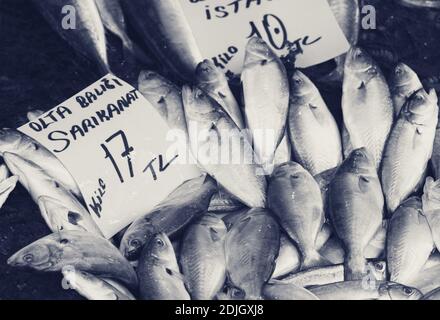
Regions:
[[300, 250, 331, 271], [345, 252, 367, 281]]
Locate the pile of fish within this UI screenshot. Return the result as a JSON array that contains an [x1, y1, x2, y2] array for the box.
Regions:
[[2, 0, 440, 301]]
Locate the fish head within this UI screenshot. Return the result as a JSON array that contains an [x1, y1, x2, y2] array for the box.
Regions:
[[367, 261, 387, 281], [400, 196, 422, 211], [146, 232, 176, 264], [138, 71, 174, 103], [7, 242, 53, 270], [290, 71, 316, 102], [244, 37, 275, 67], [390, 63, 418, 89], [182, 85, 217, 124], [341, 148, 375, 174], [345, 47, 379, 84], [422, 177, 440, 212], [198, 213, 228, 239], [120, 216, 157, 261], [380, 283, 423, 300], [0, 128, 23, 154], [195, 59, 223, 87], [271, 162, 308, 186], [403, 89, 438, 125]]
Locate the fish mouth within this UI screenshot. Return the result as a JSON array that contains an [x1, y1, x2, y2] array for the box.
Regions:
[[345, 47, 373, 73], [195, 60, 219, 83]]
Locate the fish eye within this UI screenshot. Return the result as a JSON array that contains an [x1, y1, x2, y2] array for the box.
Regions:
[[155, 238, 165, 247], [374, 262, 385, 271], [23, 254, 34, 263], [129, 239, 141, 249], [60, 239, 69, 245], [367, 67, 377, 75], [403, 287, 413, 295], [293, 77, 303, 85], [395, 67, 403, 75], [231, 288, 245, 298]]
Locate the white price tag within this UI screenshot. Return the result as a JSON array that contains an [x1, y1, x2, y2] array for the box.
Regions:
[[179, 0, 350, 75], [19, 75, 201, 238]]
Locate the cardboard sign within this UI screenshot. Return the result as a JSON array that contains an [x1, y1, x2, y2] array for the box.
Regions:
[[19, 75, 201, 238], [179, 0, 350, 75]]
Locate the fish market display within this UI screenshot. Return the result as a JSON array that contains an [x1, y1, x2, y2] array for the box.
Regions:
[[288, 71, 342, 176], [381, 89, 438, 214], [4, 1, 440, 300]]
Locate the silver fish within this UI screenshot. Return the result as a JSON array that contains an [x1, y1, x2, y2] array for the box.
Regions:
[[0, 175, 18, 209], [288, 71, 342, 176], [62, 269, 135, 300], [121, 0, 202, 80], [8, 231, 137, 290], [180, 213, 227, 300], [120, 174, 217, 260], [0, 129, 80, 197], [389, 63, 423, 117], [33, 0, 109, 73], [225, 208, 280, 300], [3, 153, 102, 236], [342, 47, 394, 169], [268, 162, 328, 270], [310, 281, 422, 300], [241, 37, 290, 172], [387, 197, 434, 285], [381, 89, 438, 214], [196, 60, 244, 130], [328, 148, 383, 280], [138, 233, 190, 300], [183, 85, 267, 208]]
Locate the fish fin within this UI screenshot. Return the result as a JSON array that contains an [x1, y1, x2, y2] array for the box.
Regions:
[[344, 253, 367, 280], [209, 227, 221, 242], [67, 211, 83, 226], [164, 267, 186, 282], [358, 81, 366, 90], [300, 251, 331, 270]]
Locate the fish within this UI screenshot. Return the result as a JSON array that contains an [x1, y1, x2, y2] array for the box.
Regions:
[[342, 47, 394, 169], [0, 175, 18, 209], [196, 60, 244, 129], [423, 288, 440, 300], [0, 164, 9, 181], [7, 231, 138, 290], [324, 0, 360, 82], [0, 129, 80, 197], [279, 261, 387, 288], [32, 0, 109, 73], [182, 85, 267, 208], [263, 282, 319, 300], [94, 0, 150, 65], [241, 37, 290, 172], [389, 63, 423, 117], [120, 174, 217, 260], [138, 71, 187, 134], [62, 269, 135, 300], [225, 208, 280, 300], [3, 153, 103, 236], [268, 162, 328, 270], [180, 213, 227, 300], [381, 89, 438, 214], [26, 109, 45, 122], [137, 233, 190, 300], [406, 258, 440, 295], [422, 177, 440, 250], [328, 148, 384, 280], [387, 197, 434, 285], [288, 70, 342, 176], [309, 281, 422, 300], [121, 0, 202, 80]]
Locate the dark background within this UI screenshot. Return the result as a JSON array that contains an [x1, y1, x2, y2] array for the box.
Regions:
[[1, 0, 440, 300]]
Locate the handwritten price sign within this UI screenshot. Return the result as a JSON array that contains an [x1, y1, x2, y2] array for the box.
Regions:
[[19, 75, 201, 238], [180, 0, 350, 75]]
